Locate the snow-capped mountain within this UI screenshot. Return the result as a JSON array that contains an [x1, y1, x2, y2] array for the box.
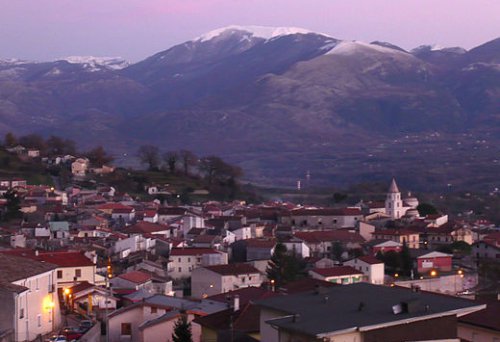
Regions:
[[60, 56, 129, 71], [194, 25, 327, 42]]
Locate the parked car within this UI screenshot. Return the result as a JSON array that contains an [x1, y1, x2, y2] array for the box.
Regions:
[[60, 327, 84, 340], [46, 335, 67, 342], [79, 320, 93, 332]]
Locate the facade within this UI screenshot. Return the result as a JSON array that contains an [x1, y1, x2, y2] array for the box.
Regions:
[[281, 208, 363, 229], [71, 158, 89, 176], [372, 229, 419, 249], [0, 254, 61, 342], [344, 256, 385, 285], [191, 263, 263, 299], [309, 266, 364, 285], [168, 248, 228, 279], [417, 251, 453, 274]]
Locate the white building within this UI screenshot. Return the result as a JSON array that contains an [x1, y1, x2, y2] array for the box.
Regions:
[[71, 158, 89, 176], [168, 248, 228, 280], [385, 178, 419, 220], [0, 254, 61, 342], [191, 263, 263, 299], [344, 256, 385, 285]]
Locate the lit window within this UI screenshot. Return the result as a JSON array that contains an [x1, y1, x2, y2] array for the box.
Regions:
[[121, 323, 132, 336]]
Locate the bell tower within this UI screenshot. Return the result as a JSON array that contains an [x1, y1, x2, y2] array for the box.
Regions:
[[385, 178, 403, 219]]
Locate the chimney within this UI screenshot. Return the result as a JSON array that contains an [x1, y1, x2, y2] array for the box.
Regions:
[[233, 295, 240, 312]]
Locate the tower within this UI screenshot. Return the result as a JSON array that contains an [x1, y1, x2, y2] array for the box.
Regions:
[[385, 178, 404, 219]]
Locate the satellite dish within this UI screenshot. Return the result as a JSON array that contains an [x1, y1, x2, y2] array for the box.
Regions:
[[392, 304, 403, 314]]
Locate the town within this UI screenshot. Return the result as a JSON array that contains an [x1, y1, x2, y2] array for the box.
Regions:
[[0, 138, 498, 342]]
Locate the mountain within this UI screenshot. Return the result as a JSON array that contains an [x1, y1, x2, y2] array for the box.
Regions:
[[0, 26, 498, 190]]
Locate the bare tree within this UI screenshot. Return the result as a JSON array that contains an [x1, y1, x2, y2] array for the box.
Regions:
[[179, 150, 197, 175], [162, 151, 178, 173], [137, 145, 160, 171]]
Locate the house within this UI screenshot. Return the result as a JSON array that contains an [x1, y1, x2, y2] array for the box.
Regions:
[[71, 158, 89, 176], [67, 281, 117, 316], [168, 248, 228, 280], [107, 294, 227, 342], [370, 240, 403, 255], [281, 236, 310, 258], [191, 263, 263, 299], [0, 254, 61, 342], [344, 255, 385, 285], [473, 233, 500, 260], [458, 300, 500, 342], [257, 283, 486, 342], [0, 249, 105, 287], [372, 229, 420, 249], [417, 251, 453, 274], [110, 271, 154, 292], [113, 234, 156, 258], [293, 230, 365, 258], [111, 207, 136, 223], [27, 149, 40, 158], [245, 238, 276, 261], [281, 207, 363, 229], [123, 221, 170, 238], [309, 266, 364, 285]]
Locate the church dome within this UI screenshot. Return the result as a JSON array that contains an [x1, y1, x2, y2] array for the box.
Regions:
[[404, 192, 419, 208], [406, 208, 419, 217]]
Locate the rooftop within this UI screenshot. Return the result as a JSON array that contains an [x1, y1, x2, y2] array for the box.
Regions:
[[0, 253, 56, 283], [257, 283, 484, 338]]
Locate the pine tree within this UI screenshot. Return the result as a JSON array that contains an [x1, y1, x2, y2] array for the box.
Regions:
[[172, 313, 192, 342], [266, 243, 287, 287]]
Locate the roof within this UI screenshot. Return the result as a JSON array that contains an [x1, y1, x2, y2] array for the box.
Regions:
[[117, 271, 152, 284], [245, 238, 276, 249], [0, 254, 56, 283], [311, 266, 363, 277], [157, 207, 189, 216], [207, 287, 275, 306], [257, 283, 485, 338], [0, 250, 95, 267], [459, 301, 500, 332], [123, 221, 169, 234], [170, 248, 220, 256], [279, 278, 337, 294], [388, 178, 400, 193], [204, 263, 261, 276], [374, 229, 417, 236], [357, 255, 383, 265], [417, 251, 452, 259], [373, 240, 403, 248], [69, 281, 94, 294]]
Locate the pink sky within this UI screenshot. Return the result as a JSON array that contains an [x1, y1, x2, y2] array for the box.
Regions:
[[1, 0, 499, 62]]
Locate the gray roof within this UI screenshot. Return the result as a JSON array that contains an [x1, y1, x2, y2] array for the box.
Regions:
[[0, 254, 56, 283], [145, 294, 227, 315], [256, 283, 484, 338], [388, 178, 400, 193]]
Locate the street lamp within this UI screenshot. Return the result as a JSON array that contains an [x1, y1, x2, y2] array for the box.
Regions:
[[430, 269, 438, 292]]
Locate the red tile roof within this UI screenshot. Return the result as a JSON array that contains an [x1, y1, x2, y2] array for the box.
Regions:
[[97, 203, 133, 211], [0, 249, 95, 267], [357, 255, 383, 265], [245, 238, 276, 248], [290, 208, 362, 216], [117, 271, 152, 284], [311, 266, 363, 277], [123, 221, 169, 234]]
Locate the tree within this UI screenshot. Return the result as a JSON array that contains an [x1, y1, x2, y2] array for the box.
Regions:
[[19, 134, 46, 152], [198, 156, 242, 185], [2, 189, 21, 221], [172, 313, 192, 342], [417, 203, 438, 217], [179, 150, 197, 175], [400, 240, 413, 276], [4, 132, 17, 147], [331, 241, 345, 261], [163, 151, 178, 173], [137, 145, 160, 171], [46, 135, 76, 156], [86, 146, 114, 167], [267, 243, 305, 288]]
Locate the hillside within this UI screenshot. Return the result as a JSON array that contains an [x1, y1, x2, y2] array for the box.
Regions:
[[0, 27, 498, 191]]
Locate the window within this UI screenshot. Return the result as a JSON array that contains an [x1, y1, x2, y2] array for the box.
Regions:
[[178, 267, 182, 272], [19, 308, 24, 319], [178, 258, 181, 262], [35, 278, 39, 291], [188, 257, 191, 262], [37, 314, 41, 327], [151, 307, 157, 314], [121, 323, 132, 336], [57, 270, 63, 279], [75, 269, 82, 278]]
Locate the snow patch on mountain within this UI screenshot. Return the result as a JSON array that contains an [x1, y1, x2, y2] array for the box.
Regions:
[[325, 41, 409, 56], [61, 56, 129, 71], [195, 25, 329, 42], [411, 44, 467, 54]]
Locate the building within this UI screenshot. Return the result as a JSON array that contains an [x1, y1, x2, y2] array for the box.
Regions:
[[257, 283, 485, 342], [372, 229, 419, 249], [384, 178, 419, 220], [417, 251, 453, 274], [344, 255, 385, 285], [458, 300, 500, 342], [309, 266, 364, 285], [0, 254, 61, 342], [71, 158, 89, 176], [168, 248, 228, 280], [191, 263, 263, 299], [281, 208, 363, 229]]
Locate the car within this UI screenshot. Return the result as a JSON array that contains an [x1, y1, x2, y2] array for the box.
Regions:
[[79, 320, 93, 331], [46, 335, 67, 342], [60, 327, 84, 340]]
